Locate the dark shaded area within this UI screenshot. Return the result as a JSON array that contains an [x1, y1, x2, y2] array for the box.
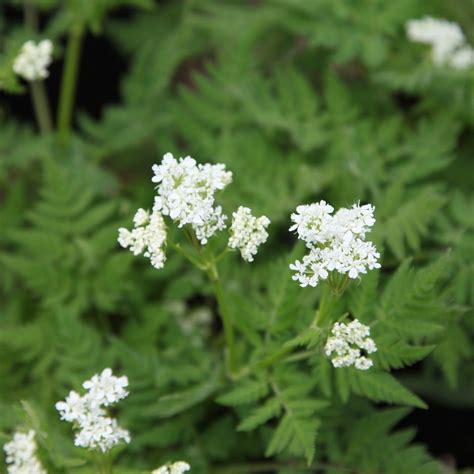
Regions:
[[400, 399, 474, 469], [1, 5, 128, 126]]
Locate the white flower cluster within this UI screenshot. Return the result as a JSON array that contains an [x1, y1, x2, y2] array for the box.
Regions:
[[56, 368, 131, 452], [406, 17, 474, 70], [228, 206, 270, 262], [289, 201, 380, 287], [13, 40, 53, 81], [152, 153, 232, 244], [4, 430, 46, 474], [325, 319, 377, 370], [118, 208, 167, 269], [153, 461, 191, 474]]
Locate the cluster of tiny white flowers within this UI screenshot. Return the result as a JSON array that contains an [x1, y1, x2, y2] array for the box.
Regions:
[[289, 201, 380, 287], [13, 40, 53, 81], [118, 208, 167, 269], [152, 461, 191, 474], [4, 430, 46, 474], [56, 368, 131, 452], [324, 319, 377, 370], [406, 17, 474, 70], [152, 153, 232, 244], [228, 206, 270, 262]]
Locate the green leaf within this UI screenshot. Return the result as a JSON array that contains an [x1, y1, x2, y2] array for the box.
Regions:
[[237, 397, 281, 431], [149, 368, 221, 418], [217, 379, 268, 407], [347, 370, 427, 408], [266, 412, 320, 465]]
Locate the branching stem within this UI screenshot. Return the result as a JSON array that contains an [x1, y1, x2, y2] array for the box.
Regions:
[[206, 263, 237, 378]]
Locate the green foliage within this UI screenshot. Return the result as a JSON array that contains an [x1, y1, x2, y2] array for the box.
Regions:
[[1, 0, 473, 472], [1, 161, 131, 313], [325, 407, 442, 474]]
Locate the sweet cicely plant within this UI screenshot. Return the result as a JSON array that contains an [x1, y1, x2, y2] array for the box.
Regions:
[[118, 153, 271, 378], [118, 153, 381, 379]]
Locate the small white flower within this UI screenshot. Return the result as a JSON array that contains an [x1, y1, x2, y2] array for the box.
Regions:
[[228, 206, 270, 262], [153, 461, 191, 474], [406, 17, 474, 69], [449, 45, 474, 70], [13, 39, 53, 81], [56, 368, 131, 453], [325, 319, 377, 370], [153, 468, 169, 474], [82, 367, 129, 406], [55, 390, 86, 422], [118, 208, 167, 269], [151, 153, 232, 244], [289, 200, 380, 288], [4, 430, 46, 474], [289, 200, 334, 245]]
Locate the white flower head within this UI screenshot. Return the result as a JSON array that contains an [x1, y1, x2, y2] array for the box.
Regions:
[[153, 461, 191, 474], [151, 153, 232, 244], [449, 45, 474, 70], [56, 368, 130, 453], [151, 461, 191, 474], [289, 201, 380, 287], [4, 430, 46, 474], [13, 39, 53, 81], [82, 367, 129, 406], [228, 206, 270, 262], [289, 200, 334, 245], [325, 319, 377, 370], [118, 208, 167, 269], [406, 17, 474, 69]]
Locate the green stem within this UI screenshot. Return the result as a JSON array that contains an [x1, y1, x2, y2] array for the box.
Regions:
[[168, 240, 205, 268], [206, 264, 237, 378], [23, 0, 53, 134], [23, 0, 39, 31], [314, 283, 336, 327], [57, 25, 84, 147], [213, 246, 230, 263], [30, 81, 53, 134], [94, 452, 113, 474]]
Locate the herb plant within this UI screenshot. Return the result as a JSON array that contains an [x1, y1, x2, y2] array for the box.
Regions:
[[1, 1, 473, 473]]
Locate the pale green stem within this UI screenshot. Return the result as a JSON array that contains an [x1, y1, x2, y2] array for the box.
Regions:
[[314, 283, 336, 327], [23, 0, 39, 31], [206, 264, 237, 378], [179, 229, 237, 377], [23, 0, 53, 134], [98, 452, 113, 474], [168, 240, 204, 269], [30, 80, 53, 134], [242, 283, 338, 376], [57, 25, 84, 147]]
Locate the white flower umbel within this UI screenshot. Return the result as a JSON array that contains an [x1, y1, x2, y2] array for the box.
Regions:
[[289, 201, 380, 288], [406, 17, 474, 69], [13, 40, 53, 81], [449, 45, 474, 70], [118, 208, 167, 269], [228, 206, 270, 262], [152, 153, 232, 244], [325, 319, 377, 370], [4, 430, 46, 474], [153, 461, 191, 474], [56, 368, 131, 453], [82, 367, 129, 406]]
